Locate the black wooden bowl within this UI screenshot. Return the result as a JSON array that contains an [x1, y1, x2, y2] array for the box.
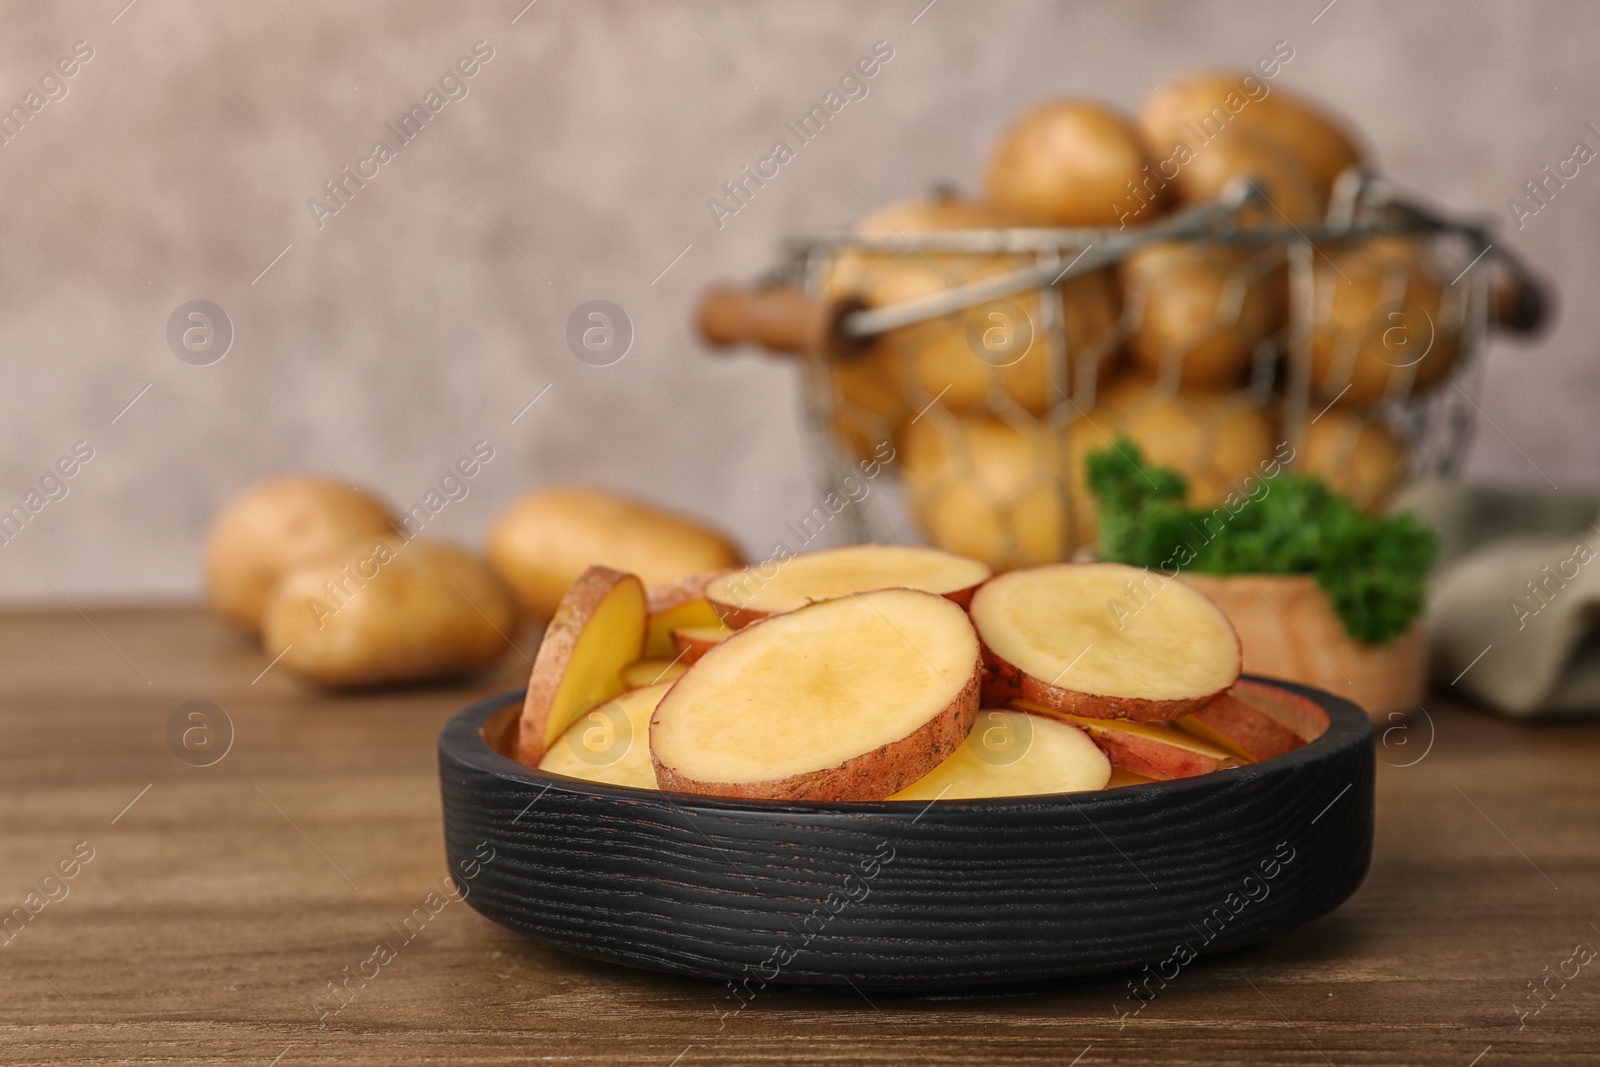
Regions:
[[438, 677, 1372, 993]]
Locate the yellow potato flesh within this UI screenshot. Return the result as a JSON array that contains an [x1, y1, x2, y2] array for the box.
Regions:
[[974, 563, 1237, 701], [542, 577, 646, 750], [651, 590, 978, 785], [620, 658, 688, 688], [892, 710, 1110, 800], [645, 597, 724, 658], [539, 683, 672, 790], [711, 544, 989, 620], [1047, 708, 1237, 759]]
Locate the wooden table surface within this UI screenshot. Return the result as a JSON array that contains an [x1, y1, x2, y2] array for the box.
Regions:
[[2, 605, 1597, 1066]]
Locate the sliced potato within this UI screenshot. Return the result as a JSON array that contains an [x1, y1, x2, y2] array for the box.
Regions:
[[538, 683, 672, 790], [488, 487, 741, 619], [1175, 689, 1302, 763], [262, 539, 514, 689], [706, 544, 991, 628], [892, 709, 1110, 800], [205, 477, 398, 636], [1039, 707, 1243, 781], [516, 565, 646, 765], [644, 570, 727, 658], [1229, 676, 1328, 743], [650, 589, 981, 801], [970, 562, 1241, 720], [620, 658, 688, 688], [1106, 768, 1157, 789], [672, 624, 733, 664]]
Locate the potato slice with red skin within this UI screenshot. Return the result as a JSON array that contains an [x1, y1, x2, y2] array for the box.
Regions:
[[651, 589, 982, 801], [706, 544, 991, 629], [971, 562, 1241, 721], [1230, 677, 1329, 743], [672, 624, 733, 664], [1029, 703, 1243, 780], [516, 566, 646, 766], [1176, 684, 1308, 762], [644, 570, 729, 657]]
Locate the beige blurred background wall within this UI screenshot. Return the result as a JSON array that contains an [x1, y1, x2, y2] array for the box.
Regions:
[[0, 0, 1592, 603]]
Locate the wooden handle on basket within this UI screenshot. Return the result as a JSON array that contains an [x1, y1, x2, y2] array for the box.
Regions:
[[696, 286, 869, 358], [1488, 264, 1552, 335]]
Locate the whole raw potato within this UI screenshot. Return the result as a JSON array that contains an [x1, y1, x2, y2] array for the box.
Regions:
[[1138, 73, 1365, 200], [1099, 374, 1278, 504], [203, 476, 398, 637], [826, 196, 1122, 418], [488, 487, 742, 618], [830, 348, 907, 461], [985, 100, 1163, 226], [1164, 129, 1326, 223], [1297, 409, 1407, 512], [262, 540, 516, 689], [902, 265, 1122, 417], [822, 197, 993, 441], [904, 417, 1067, 570], [1310, 238, 1460, 403], [902, 413, 1108, 568], [825, 195, 1029, 308], [1122, 242, 1286, 388]]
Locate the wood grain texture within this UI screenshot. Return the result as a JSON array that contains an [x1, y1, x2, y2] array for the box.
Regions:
[[444, 678, 1370, 989], [2, 606, 1598, 1065]]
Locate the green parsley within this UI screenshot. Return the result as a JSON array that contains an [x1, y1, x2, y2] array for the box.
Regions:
[[1085, 439, 1435, 645]]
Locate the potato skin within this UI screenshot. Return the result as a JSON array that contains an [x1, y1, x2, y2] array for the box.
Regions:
[[262, 540, 516, 689], [1138, 73, 1365, 201], [902, 416, 1086, 569], [1162, 128, 1325, 223], [1057, 716, 1243, 780], [1122, 242, 1286, 388], [204, 476, 398, 637], [516, 565, 645, 766], [1098, 373, 1278, 505], [487, 487, 742, 619], [825, 196, 1121, 421], [1178, 691, 1302, 762], [980, 638, 1227, 722], [1297, 410, 1407, 512], [1310, 239, 1459, 404], [986, 100, 1164, 226]]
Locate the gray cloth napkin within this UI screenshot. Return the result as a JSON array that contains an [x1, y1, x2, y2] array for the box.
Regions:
[[1394, 480, 1600, 717]]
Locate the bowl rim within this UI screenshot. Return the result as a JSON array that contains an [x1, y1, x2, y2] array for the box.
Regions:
[[439, 675, 1372, 819]]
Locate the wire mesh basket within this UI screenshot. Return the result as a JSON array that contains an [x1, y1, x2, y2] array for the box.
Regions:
[[698, 173, 1548, 571]]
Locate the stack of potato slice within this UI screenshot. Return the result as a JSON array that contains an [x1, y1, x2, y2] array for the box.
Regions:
[[518, 545, 1323, 802]]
